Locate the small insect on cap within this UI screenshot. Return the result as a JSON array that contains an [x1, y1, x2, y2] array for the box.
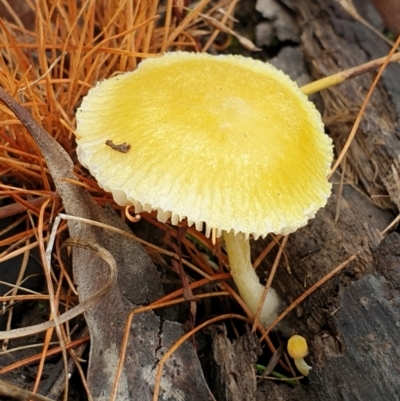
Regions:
[[76, 52, 333, 238]]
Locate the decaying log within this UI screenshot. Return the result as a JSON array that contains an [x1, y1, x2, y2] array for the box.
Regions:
[[310, 233, 400, 401], [209, 325, 262, 401]]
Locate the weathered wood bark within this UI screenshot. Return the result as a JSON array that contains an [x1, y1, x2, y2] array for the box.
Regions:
[[310, 232, 400, 401], [250, 0, 400, 400], [209, 326, 262, 401]]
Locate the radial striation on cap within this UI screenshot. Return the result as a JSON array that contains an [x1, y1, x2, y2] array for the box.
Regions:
[[76, 52, 333, 238]]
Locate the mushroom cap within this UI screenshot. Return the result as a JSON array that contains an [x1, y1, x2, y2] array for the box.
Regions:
[[76, 52, 333, 238], [287, 334, 309, 359]]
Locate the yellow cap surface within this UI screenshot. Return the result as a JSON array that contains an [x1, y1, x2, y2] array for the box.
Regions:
[[287, 334, 309, 359], [76, 52, 333, 238]]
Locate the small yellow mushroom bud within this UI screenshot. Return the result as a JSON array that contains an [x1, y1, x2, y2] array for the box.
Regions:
[[287, 334, 312, 376]]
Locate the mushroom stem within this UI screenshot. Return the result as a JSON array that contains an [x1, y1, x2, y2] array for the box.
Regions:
[[293, 358, 312, 377], [223, 230, 281, 328]]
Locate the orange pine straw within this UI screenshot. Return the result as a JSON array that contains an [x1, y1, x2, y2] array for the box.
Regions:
[[0, 242, 40, 265], [253, 234, 282, 269], [0, 294, 77, 303], [202, 0, 238, 52], [9, 193, 46, 217], [0, 227, 47, 247], [163, 0, 213, 49], [0, 184, 55, 197], [0, 335, 90, 374], [124, 205, 141, 223], [151, 273, 232, 305], [60, 177, 105, 193], [32, 327, 56, 394]]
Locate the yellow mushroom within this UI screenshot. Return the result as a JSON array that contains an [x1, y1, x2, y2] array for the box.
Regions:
[[75, 52, 333, 328], [287, 334, 312, 376]]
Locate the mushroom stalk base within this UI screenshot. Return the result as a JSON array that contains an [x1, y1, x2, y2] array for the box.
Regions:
[[223, 230, 281, 328], [294, 358, 312, 376]]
